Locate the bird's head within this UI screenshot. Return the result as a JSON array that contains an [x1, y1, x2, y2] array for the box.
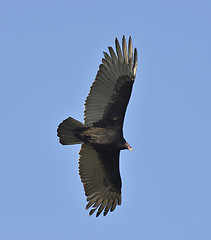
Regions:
[[117, 139, 132, 151], [124, 141, 133, 151]]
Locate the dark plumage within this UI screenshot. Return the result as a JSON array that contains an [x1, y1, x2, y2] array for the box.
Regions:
[[57, 36, 138, 217]]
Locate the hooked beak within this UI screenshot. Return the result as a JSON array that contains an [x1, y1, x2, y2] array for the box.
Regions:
[[125, 142, 133, 151]]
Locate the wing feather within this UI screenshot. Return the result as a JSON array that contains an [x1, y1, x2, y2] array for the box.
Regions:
[[84, 36, 138, 128], [128, 36, 133, 65], [79, 143, 121, 217], [110, 199, 118, 212], [96, 199, 108, 217], [133, 48, 138, 76], [115, 38, 124, 63], [122, 35, 129, 64], [108, 47, 118, 63], [103, 199, 113, 216]]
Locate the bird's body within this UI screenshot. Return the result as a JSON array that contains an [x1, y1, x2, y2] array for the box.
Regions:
[[57, 36, 137, 217], [79, 127, 121, 146]]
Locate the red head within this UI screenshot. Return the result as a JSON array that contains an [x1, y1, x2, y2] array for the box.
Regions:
[[125, 142, 133, 151]]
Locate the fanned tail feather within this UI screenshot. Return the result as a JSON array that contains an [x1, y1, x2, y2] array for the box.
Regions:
[[57, 117, 86, 145]]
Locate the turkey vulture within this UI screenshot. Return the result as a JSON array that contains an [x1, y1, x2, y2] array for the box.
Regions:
[[57, 36, 138, 217]]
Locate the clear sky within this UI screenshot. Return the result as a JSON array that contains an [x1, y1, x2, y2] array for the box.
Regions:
[[1, 1, 211, 239]]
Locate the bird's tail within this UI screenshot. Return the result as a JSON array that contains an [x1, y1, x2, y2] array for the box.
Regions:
[[57, 117, 86, 145]]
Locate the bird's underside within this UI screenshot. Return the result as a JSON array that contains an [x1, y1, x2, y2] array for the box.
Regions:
[[57, 36, 137, 217], [78, 127, 119, 145]]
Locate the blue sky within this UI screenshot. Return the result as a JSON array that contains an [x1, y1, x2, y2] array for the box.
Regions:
[[1, 1, 211, 239]]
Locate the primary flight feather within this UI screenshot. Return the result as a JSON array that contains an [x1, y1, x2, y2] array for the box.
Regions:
[[57, 36, 138, 217]]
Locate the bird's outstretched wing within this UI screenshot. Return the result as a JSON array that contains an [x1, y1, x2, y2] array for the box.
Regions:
[[79, 143, 121, 217], [84, 36, 138, 129]]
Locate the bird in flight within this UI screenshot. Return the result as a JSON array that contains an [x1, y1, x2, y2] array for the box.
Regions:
[[57, 36, 138, 217]]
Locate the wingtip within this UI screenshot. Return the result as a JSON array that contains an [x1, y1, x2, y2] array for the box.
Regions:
[[122, 35, 128, 63], [128, 36, 132, 48], [133, 47, 138, 75], [128, 36, 133, 64], [89, 208, 97, 216]]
